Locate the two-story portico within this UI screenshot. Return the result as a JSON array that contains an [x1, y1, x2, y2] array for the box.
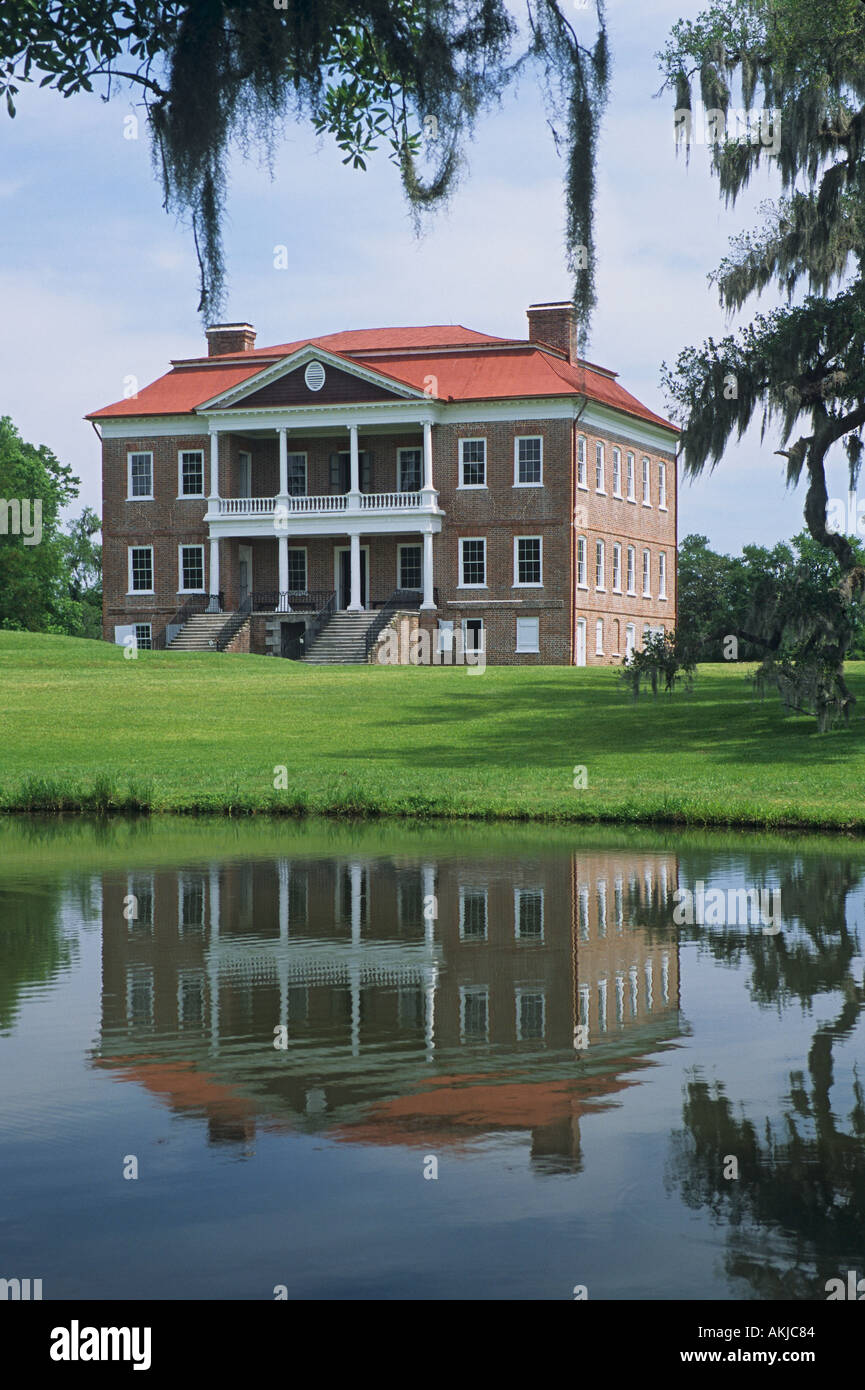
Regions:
[[200, 343, 443, 615]]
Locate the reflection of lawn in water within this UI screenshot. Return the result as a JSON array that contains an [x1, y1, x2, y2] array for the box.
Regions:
[[2, 630, 865, 829]]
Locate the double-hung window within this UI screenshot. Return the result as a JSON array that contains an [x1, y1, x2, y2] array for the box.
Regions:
[[642, 548, 651, 596], [515, 537, 542, 586], [658, 551, 667, 599], [642, 457, 651, 505], [515, 437, 542, 486], [658, 460, 667, 509], [595, 442, 605, 493], [128, 452, 153, 500], [626, 545, 635, 594], [626, 452, 635, 501], [577, 535, 587, 587], [460, 537, 486, 587], [398, 544, 423, 590], [577, 435, 587, 489], [612, 448, 621, 497], [286, 453, 307, 496], [179, 450, 204, 497], [612, 542, 622, 592], [398, 447, 423, 492], [595, 539, 605, 590], [180, 544, 205, 593], [288, 548, 307, 591], [129, 546, 153, 593], [460, 439, 486, 488]]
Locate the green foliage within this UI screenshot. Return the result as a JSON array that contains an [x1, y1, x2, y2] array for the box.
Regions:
[[678, 530, 865, 665], [619, 629, 696, 701], [0, 417, 102, 638], [1, 1, 609, 334], [659, 0, 865, 725]]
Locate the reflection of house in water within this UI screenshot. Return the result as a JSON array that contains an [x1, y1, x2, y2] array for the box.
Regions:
[[98, 851, 681, 1167]]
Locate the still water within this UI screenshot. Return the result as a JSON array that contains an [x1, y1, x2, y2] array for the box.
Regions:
[[1, 816, 863, 1300]]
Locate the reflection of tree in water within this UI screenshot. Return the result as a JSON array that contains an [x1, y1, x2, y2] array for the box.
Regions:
[[666, 852, 865, 1299], [0, 883, 77, 1033]]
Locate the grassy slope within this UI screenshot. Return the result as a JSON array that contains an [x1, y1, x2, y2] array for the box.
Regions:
[[2, 631, 865, 829]]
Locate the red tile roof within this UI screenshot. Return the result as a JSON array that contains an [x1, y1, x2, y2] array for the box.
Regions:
[[87, 325, 678, 433]]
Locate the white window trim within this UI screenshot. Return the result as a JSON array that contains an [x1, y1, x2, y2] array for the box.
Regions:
[[287, 545, 308, 592], [127, 545, 154, 595], [577, 434, 588, 490], [515, 987, 546, 1042], [513, 435, 543, 487], [459, 886, 489, 941], [626, 546, 636, 596], [577, 534, 588, 589], [515, 615, 540, 653], [658, 551, 667, 600], [458, 536, 487, 589], [642, 457, 652, 507], [133, 622, 152, 650], [127, 451, 153, 502], [397, 446, 423, 493], [595, 539, 606, 592], [461, 617, 486, 654], [612, 543, 622, 593], [457, 437, 487, 490], [612, 448, 622, 498], [178, 543, 206, 595], [658, 461, 668, 511], [285, 450, 309, 497], [595, 617, 604, 655], [177, 448, 205, 499], [642, 548, 652, 598], [626, 452, 636, 503], [514, 887, 545, 941], [396, 541, 423, 591], [595, 442, 606, 495], [513, 535, 543, 588], [459, 985, 490, 1041]]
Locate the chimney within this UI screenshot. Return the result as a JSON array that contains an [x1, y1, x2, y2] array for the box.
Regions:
[[526, 302, 578, 363], [205, 323, 257, 357]]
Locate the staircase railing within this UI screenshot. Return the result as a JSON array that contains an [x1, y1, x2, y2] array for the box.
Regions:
[[212, 596, 252, 651], [251, 589, 334, 614], [154, 593, 223, 649]]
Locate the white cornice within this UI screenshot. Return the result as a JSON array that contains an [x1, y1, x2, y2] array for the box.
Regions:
[[98, 416, 209, 439]]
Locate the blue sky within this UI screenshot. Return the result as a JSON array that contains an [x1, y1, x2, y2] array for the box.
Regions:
[[0, 0, 848, 552]]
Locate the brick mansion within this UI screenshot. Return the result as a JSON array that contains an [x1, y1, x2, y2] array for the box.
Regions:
[[88, 301, 678, 664]]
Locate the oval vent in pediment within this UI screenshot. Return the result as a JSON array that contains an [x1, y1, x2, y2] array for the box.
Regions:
[[304, 360, 326, 392]]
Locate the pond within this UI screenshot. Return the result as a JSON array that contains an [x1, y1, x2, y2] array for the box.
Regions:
[[1, 816, 863, 1301]]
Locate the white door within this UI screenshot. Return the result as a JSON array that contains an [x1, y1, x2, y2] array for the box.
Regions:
[[238, 544, 253, 604], [625, 623, 636, 658], [575, 618, 587, 667]]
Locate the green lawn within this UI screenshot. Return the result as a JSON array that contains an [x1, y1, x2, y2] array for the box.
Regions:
[[2, 630, 865, 830]]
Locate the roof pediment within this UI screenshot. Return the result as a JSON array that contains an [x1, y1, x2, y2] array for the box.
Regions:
[[197, 344, 426, 413]]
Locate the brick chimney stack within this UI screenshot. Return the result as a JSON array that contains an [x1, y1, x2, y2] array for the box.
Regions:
[[205, 323, 257, 357], [526, 302, 578, 363]]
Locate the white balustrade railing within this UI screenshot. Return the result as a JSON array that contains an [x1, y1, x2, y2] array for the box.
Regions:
[[360, 491, 423, 509], [217, 496, 277, 515], [216, 491, 428, 517]]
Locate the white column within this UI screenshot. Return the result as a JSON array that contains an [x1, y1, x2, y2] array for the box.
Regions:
[[278, 859, 289, 942], [278, 534, 290, 611], [350, 862, 363, 1058], [422, 420, 435, 499], [209, 536, 220, 610], [348, 532, 362, 612], [421, 530, 435, 610], [208, 867, 220, 1055], [209, 431, 220, 499], [278, 427, 289, 498], [348, 423, 360, 497]]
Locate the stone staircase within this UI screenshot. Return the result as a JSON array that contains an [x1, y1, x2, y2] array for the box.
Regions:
[[301, 610, 380, 664], [167, 612, 230, 651]]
